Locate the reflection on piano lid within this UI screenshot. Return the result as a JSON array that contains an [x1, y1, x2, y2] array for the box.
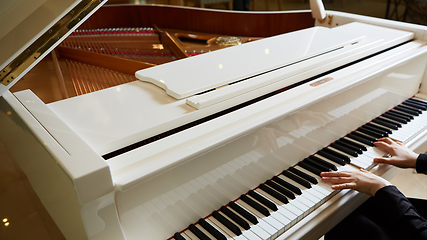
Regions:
[[2, 3, 427, 240]]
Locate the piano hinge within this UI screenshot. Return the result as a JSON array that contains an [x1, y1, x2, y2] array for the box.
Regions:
[[318, 14, 334, 25], [0, 0, 105, 87]]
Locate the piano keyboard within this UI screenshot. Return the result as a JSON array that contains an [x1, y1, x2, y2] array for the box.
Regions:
[[170, 97, 427, 240]]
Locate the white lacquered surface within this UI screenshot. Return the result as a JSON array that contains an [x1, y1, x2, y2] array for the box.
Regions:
[[47, 23, 416, 156], [115, 65, 425, 240], [136, 22, 366, 99]]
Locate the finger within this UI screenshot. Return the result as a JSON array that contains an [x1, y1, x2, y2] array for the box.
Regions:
[[373, 157, 391, 164], [331, 182, 357, 190], [322, 177, 353, 184], [379, 137, 394, 144], [320, 171, 352, 177], [373, 141, 393, 152], [373, 157, 401, 166]]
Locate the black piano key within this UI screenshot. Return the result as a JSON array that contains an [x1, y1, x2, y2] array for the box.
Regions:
[[240, 194, 270, 217], [228, 201, 258, 225], [212, 211, 242, 236], [303, 158, 331, 173], [247, 190, 278, 211], [381, 113, 408, 124], [394, 105, 420, 116], [388, 109, 414, 120], [399, 104, 422, 114], [272, 176, 302, 195], [286, 167, 317, 185], [361, 124, 390, 135], [334, 139, 364, 153], [174, 232, 187, 240], [321, 148, 351, 163], [258, 184, 289, 204], [189, 224, 211, 240], [339, 137, 368, 150], [357, 127, 387, 138], [347, 133, 374, 146], [372, 118, 399, 130], [402, 101, 427, 111], [219, 207, 250, 230], [406, 98, 427, 107], [317, 150, 347, 165], [385, 110, 412, 121], [308, 155, 338, 171], [265, 180, 295, 199], [365, 122, 393, 134], [298, 161, 322, 176], [351, 131, 377, 143], [282, 171, 312, 188], [376, 117, 402, 128], [199, 218, 227, 240], [330, 142, 358, 157]]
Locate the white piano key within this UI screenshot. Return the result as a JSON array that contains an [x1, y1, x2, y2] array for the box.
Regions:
[[177, 232, 192, 240], [280, 203, 304, 221], [252, 189, 293, 227], [235, 200, 279, 239], [248, 225, 271, 240], [183, 229, 200, 240], [194, 223, 219, 240], [327, 146, 372, 169], [245, 194, 288, 234], [226, 206, 274, 240], [279, 172, 331, 200], [286, 197, 310, 216]]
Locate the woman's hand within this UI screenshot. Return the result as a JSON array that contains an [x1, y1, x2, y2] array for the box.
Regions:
[[373, 137, 418, 169], [321, 169, 391, 196]]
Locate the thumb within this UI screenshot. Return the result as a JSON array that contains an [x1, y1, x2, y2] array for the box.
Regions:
[[373, 157, 393, 164]]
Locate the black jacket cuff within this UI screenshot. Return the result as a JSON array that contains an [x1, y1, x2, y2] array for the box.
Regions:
[[416, 154, 427, 174]]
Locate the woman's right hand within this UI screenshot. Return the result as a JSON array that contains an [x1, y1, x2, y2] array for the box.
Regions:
[[373, 137, 418, 169]]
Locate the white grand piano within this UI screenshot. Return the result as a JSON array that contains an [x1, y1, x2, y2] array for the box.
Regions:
[[1, 1, 427, 240]]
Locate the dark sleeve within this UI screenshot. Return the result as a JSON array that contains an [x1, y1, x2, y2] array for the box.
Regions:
[[416, 154, 427, 174], [374, 185, 427, 240]]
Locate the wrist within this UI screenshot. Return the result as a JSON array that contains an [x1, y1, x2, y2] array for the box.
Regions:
[[371, 180, 391, 196]]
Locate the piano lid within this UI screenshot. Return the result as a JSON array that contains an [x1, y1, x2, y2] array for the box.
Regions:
[[0, 0, 107, 97]]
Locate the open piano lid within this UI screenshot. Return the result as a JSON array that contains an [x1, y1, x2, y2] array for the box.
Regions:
[[0, 0, 107, 97]]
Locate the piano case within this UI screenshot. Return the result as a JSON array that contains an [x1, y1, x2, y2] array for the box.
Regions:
[[1, 1, 427, 240]]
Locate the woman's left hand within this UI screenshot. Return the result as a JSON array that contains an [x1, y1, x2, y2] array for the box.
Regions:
[[321, 169, 392, 196]]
